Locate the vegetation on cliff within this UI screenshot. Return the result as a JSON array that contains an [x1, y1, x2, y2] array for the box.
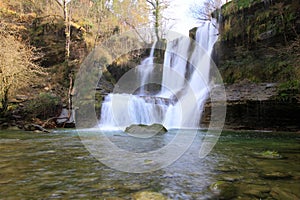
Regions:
[[218, 0, 300, 98], [0, 0, 162, 129], [0, 33, 44, 113]]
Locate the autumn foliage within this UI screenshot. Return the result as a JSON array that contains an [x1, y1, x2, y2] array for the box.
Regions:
[[0, 32, 44, 113]]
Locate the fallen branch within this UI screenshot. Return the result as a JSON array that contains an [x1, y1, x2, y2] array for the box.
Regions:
[[42, 116, 69, 127], [24, 123, 50, 133]]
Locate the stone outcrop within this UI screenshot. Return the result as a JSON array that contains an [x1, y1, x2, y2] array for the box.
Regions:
[[201, 82, 300, 131], [125, 124, 167, 138]]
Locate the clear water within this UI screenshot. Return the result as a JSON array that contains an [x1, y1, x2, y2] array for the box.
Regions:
[[0, 130, 299, 199]]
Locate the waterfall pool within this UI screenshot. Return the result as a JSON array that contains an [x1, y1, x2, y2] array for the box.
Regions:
[[0, 130, 299, 199]]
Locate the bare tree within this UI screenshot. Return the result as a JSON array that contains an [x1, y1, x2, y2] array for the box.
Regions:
[[146, 0, 169, 41], [54, 0, 71, 62], [0, 33, 44, 114], [54, 0, 73, 121], [190, 0, 223, 22], [106, 0, 150, 43], [91, 0, 107, 47]]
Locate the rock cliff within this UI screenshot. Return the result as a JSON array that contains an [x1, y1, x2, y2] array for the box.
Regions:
[[208, 0, 300, 131]]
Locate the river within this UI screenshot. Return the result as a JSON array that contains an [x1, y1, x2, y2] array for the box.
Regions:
[[0, 130, 299, 199]]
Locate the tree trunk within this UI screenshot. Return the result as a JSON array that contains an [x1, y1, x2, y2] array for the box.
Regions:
[[0, 89, 9, 114], [155, 0, 160, 41], [63, 0, 70, 62], [53, 0, 73, 124], [61, 0, 72, 124], [67, 74, 73, 121]]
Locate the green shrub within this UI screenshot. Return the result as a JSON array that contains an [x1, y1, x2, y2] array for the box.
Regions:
[[27, 92, 61, 120]]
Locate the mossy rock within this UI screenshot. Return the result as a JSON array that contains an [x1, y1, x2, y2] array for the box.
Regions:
[[210, 181, 237, 199], [132, 191, 167, 200], [260, 171, 292, 180], [253, 150, 283, 159], [210, 181, 227, 191], [125, 124, 167, 138], [189, 27, 198, 40]]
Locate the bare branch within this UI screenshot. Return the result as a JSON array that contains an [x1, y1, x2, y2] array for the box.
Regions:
[[53, 0, 62, 7], [189, 0, 222, 22], [123, 20, 148, 43], [146, 0, 156, 9]]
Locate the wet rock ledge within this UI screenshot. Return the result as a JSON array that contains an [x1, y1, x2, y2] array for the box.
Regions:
[[201, 81, 300, 132]]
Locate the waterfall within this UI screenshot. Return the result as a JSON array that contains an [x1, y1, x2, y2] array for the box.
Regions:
[[159, 37, 191, 97], [138, 42, 156, 94], [99, 20, 218, 130], [163, 20, 219, 129]]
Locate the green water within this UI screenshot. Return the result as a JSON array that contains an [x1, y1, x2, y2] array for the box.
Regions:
[[0, 130, 299, 199]]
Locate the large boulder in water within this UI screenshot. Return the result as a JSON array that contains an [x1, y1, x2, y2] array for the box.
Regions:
[[125, 124, 167, 138]]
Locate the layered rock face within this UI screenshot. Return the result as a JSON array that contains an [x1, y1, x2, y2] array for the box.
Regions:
[[206, 0, 300, 131], [215, 0, 300, 84]]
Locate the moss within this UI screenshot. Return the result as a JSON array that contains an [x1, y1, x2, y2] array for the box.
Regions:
[[94, 92, 103, 119], [219, 0, 300, 87], [103, 70, 116, 84], [275, 80, 300, 102], [220, 0, 299, 45], [210, 181, 226, 191], [262, 150, 279, 157], [253, 150, 283, 159], [132, 191, 167, 200]]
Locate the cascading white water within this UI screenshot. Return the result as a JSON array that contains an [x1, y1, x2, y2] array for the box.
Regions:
[[138, 42, 156, 94], [159, 38, 191, 97], [99, 20, 218, 130], [163, 19, 219, 129]]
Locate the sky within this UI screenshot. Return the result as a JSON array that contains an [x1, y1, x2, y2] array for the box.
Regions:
[[164, 0, 226, 38], [164, 0, 202, 37]]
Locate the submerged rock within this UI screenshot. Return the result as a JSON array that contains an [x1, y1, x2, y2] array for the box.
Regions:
[[210, 181, 237, 200], [260, 171, 292, 180], [220, 174, 243, 182], [121, 183, 148, 191], [215, 166, 240, 173], [253, 150, 283, 159], [210, 181, 226, 191], [270, 187, 299, 200], [239, 184, 271, 199], [125, 124, 167, 138], [105, 198, 124, 200], [132, 191, 167, 200]]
